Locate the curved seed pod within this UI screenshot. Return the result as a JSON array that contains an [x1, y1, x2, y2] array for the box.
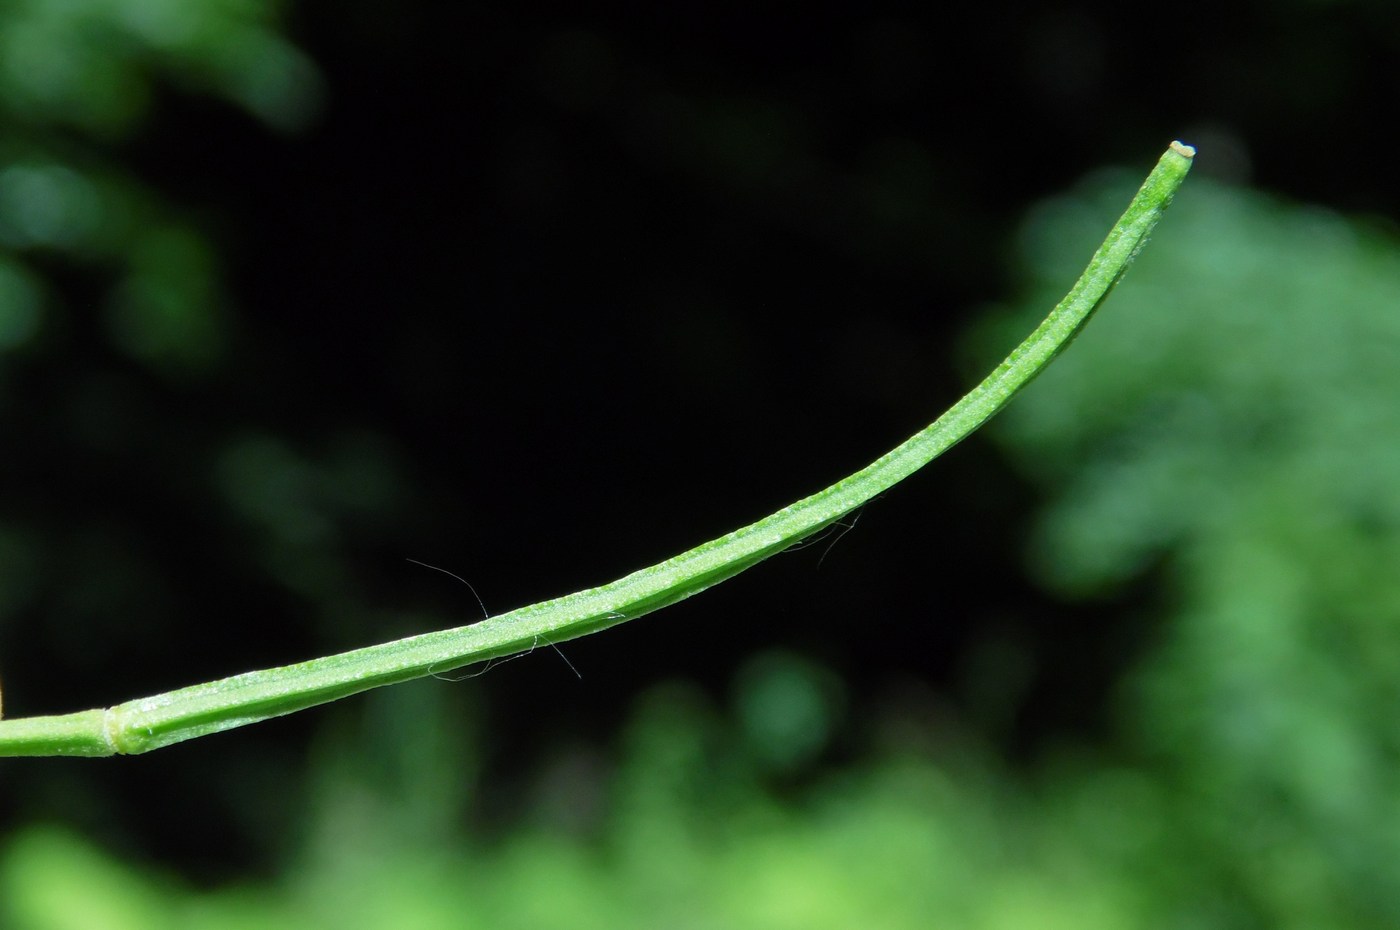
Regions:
[[0, 142, 1194, 757]]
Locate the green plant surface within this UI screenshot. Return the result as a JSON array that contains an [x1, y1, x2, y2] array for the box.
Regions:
[[0, 142, 1194, 757]]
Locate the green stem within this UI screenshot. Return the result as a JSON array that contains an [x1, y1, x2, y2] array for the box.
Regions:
[[0, 142, 1194, 757]]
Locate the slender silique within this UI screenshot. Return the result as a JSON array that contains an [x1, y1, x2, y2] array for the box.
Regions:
[[0, 142, 1195, 757]]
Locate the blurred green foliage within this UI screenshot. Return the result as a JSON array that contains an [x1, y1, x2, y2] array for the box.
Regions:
[[971, 168, 1400, 925], [0, 0, 343, 710], [0, 667, 1151, 930], [0, 0, 317, 135], [0, 0, 318, 375]]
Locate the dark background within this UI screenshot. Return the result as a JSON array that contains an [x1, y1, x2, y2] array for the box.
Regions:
[[2, 0, 1397, 880]]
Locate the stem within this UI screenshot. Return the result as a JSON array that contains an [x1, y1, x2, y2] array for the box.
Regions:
[[0, 142, 1194, 757]]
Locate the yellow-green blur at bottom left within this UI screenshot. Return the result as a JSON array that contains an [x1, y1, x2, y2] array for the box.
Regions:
[[0, 668, 1161, 930]]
